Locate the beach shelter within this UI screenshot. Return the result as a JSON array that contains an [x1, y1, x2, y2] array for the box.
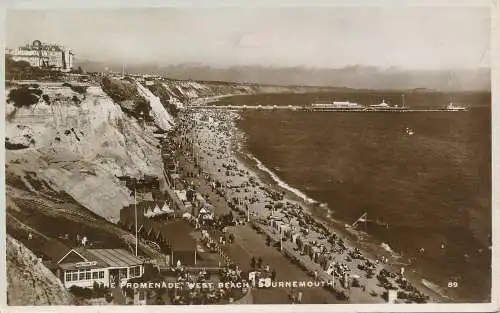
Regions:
[[201, 229, 209, 240], [198, 207, 208, 219], [271, 220, 279, 229], [318, 254, 329, 269], [303, 243, 312, 256], [311, 246, 321, 261], [278, 223, 290, 234], [283, 227, 292, 239], [198, 207, 214, 221], [296, 237, 303, 250], [326, 262, 335, 276]]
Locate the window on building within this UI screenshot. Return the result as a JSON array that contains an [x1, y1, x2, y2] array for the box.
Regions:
[[129, 266, 137, 278], [72, 272, 78, 281], [119, 268, 128, 279], [131, 266, 141, 277], [79, 270, 85, 280], [99, 271, 104, 279], [92, 271, 98, 279], [66, 272, 72, 282], [85, 271, 91, 280], [139, 291, 146, 300]]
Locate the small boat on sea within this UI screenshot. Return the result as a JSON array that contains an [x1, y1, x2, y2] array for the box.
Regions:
[[445, 102, 468, 112], [405, 127, 415, 136]]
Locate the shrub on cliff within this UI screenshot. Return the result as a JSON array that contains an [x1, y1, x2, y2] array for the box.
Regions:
[[5, 55, 64, 81], [62, 82, 88, 94], [7, 87, 42, 108], [101, 77, 152, 120]]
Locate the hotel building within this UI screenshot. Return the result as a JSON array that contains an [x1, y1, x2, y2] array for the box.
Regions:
[[6, 40, 74, 72]]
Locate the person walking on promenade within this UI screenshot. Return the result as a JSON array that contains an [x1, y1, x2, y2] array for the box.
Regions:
[[297, 291, 303, 304]]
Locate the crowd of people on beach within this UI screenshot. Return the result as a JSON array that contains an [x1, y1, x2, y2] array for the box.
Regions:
[[158, 107, 433, 304]]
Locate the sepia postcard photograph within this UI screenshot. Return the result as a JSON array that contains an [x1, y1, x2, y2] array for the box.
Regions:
[[1, 0, 498, 312]]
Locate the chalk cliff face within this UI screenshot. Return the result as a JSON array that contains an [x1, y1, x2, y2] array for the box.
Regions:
[[5, 77, 282, 222], [6, 81, 168, 222], [155, 78, 310, 105], [6, 235, 74, 305], [135, 81, 174, 130], [5, 75, 279, 305]]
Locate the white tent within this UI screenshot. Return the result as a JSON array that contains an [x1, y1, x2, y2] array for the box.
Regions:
[[161, 202, 174, 213], [182, 212, 192, 219], [144, 207, 153, 218], [151, 204, 162, 217]]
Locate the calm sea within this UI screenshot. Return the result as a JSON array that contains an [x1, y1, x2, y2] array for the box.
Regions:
[[236, 100, 491, 302]]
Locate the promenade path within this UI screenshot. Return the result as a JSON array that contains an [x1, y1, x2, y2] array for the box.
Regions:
[[164, 142, 340, 304]]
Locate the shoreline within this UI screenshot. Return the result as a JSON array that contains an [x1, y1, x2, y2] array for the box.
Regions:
[[186, 108, 448, 303], [231, 119, 450, 303]]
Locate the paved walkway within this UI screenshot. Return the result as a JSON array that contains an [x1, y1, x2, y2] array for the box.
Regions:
[[224, 224, 341, 304]]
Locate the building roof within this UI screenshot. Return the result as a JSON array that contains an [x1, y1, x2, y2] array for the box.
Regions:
[[86, 249, 143, 268], [58, 248, 143, 270]]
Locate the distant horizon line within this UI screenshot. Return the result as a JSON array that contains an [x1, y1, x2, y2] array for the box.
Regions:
[[95, 73, 491, 93], [75, 58, 490, 72]]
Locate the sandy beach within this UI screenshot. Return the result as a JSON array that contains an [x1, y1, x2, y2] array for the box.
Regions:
[[172, 107, 446, 304]]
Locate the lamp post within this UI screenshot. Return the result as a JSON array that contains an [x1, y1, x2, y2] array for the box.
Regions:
[[280, 228, 283, 252]]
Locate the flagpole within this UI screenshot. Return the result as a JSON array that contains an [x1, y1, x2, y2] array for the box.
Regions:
[[135, 186, 138, 256]]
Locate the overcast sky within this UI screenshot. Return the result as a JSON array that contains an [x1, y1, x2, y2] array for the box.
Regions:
[[5, 7, 491, 69]]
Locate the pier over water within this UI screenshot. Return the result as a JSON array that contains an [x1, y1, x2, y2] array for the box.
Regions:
[[190, 104, 468, 113]]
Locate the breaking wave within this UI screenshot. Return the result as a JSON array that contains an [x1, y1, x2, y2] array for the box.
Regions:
[[247, 154, 318, 204], [381, 242, 394, 253], [422, 279, 450, 300]]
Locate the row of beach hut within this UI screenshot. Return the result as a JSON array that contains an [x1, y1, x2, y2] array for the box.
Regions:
[[143, 202, 175, 218]]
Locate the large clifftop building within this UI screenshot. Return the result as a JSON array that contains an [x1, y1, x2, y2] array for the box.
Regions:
[[6, 40, 74, 72]]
